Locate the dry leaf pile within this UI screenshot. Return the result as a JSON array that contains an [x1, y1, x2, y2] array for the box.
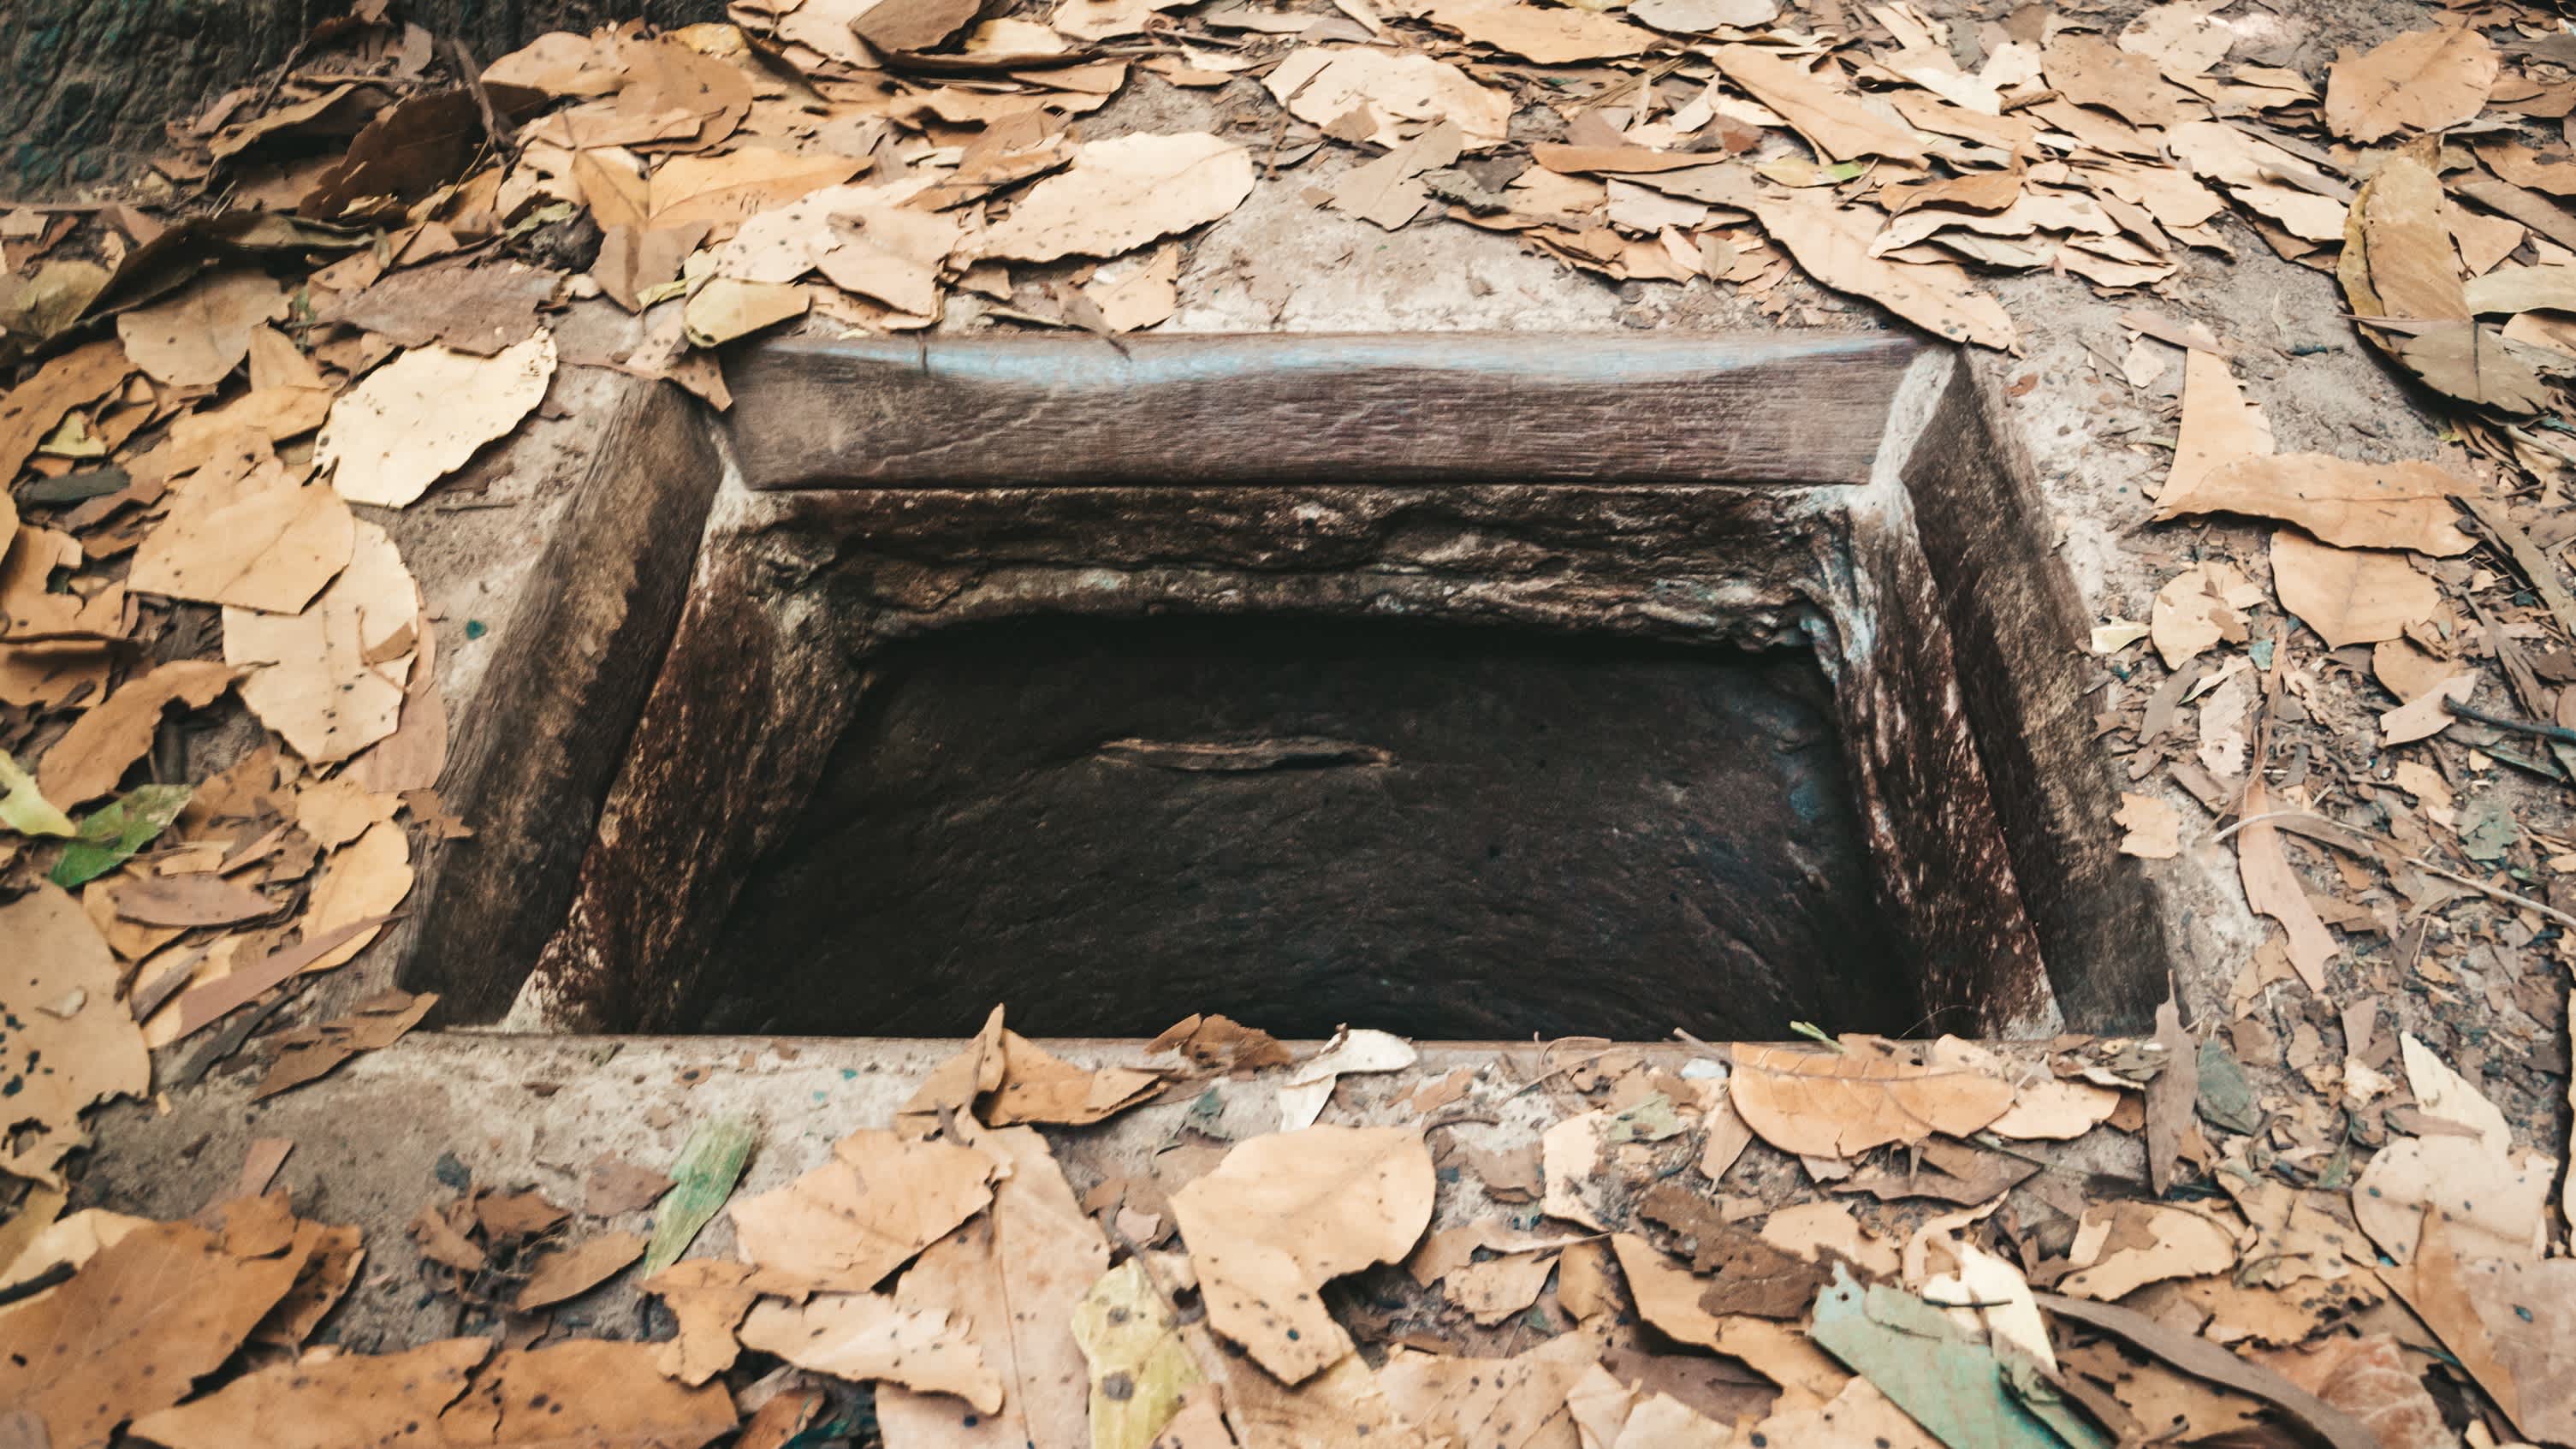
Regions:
[[8, 1004, 2572, 1449]]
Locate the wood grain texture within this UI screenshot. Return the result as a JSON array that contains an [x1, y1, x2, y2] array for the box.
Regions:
[[395, 377, 726, 1022], [723, 331, 1925, 491]]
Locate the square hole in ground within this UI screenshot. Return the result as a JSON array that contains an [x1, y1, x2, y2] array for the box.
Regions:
[[693, 615, 1917, 1040], [404, 332, 2172, 1042]]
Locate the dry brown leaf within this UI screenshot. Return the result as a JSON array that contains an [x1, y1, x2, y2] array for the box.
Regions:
[[129, 1337, 493, 1449], [1, 339, 131, 484], [1728, 1043, 2015, 1159], [1742, 1377, 1939, 1449], [682, 278, 808, 347], [0, 884, 151, 1186], [593, 223, 709, 312], [988, 1031, 1164, 1126], [728, 1129, 996, 1291], [1169, 1125, 1434, 1385], [317, 331, 555, 508], [1263, 47, 1512, 151], [2059, 1202, 2240, 1299], [879, 1126, 1108, 1449], [1422, 0, 1651, 65], [1607, 1234, 1849, 1399], [129, 460, 354, 614], [2270, 531, 2439, 649], [2163, 348, 2273, 503], [2236, 781, 2335, 992], [2149, 561, 2261, 668], [2167, 122, 2348, 241], [0, 1217, 307, 1447], [2385, 1220, 2576, 1446], [2353, 1133, 2551, 1266], [1379, 1333, 1594, 1446], [111, 874, 276, 927], [2324, 27, 2498, 143], [2114, 792, 2181, 861], [739, 1292, 1003, 1411], [2378, 670, 2475, 746], [254, 989, 436, 1097], [2343, 153, 2466, 324], [978, 133, 1254, 264], [115, 270, 289, 388], [2157, 453, 2472, 555], [1083, 246, 1182, 333], [2041, 32, 2187, 128], [36, 660, 237, 806], [297, 819, 415, 972], [1711, 46, 1925, 163], [224, 519, 418, 763], [514, 1230, 647, 1310], [648, 150, 869, 229], [448, 1340, 738, 1449], [852, 0, 984, 51], [641, 1260, 789, 1386], [2250, 1333, 2451, 1449]]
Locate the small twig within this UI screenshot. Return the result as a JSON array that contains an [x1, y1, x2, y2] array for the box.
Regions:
[[1999, 87, 2060, 113], [439, 37, 518, 163], [0, 1262, 75, 1307], [2444, 696, 2576, 747]]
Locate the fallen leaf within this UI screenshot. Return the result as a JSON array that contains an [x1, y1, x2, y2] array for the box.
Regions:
[[0, 884, 151, 1185], [2042, 32, 2187, 128], [1742, 1377, 1942, 1449], [987, 1030, 1164, 1127], [588, 1159, 676, 1217], [2150, 561, 2260, 668], [2352, 1134, 2550, 1265], [1607, 1234, 1849, 1399], [2158, 454, 2472, 555], [682, 277, 808, 347], [648, 150, 870, 229], [1072, 1260, 1205, 1449], [2237, 781, 2336, 992], [320, 258, 560, 356], [1742, 187, 2015, 349], [1728, 1042, 2015, 1159], [0, 747, 74, 836], [1379, 1333, 1596, 1446], [128, 462, 356, 614], [1263, 48, 1512, 151], [1277, 1026, 1417, 1131], [128, 1337, 492, 1449], [36, 660, 238, 807], [2059, 1202, 2239, 1299], [115, 270, 288, 387], [1989, 1075, 2125, 1140], [447, 1340, 737, 1449], [1711, 46, 1926, 163], [0, 1217, 307, 1447], [879, 1125, 1109, 1449], [2271, 531, 2439, 649], [0, 339, 130, 484], [2038, 1292, 2383, 1449], [740, 1292, 1002, 1410], [316, 331, 555, 508], [729, 1128, 996, 1291], [640, 1259, 792, 1386], [111, 874, 276, 927], [1083, 246, 1182, 332], [514, 1230, 648, 1310], [2383, 1218, 2576, 1446], [224, 520, 418, 763], [2379, 671, 2477, 746], [1422, 0, 1651, 64], [642, 1117, 757, 1277], [1169, 1125, 1434, 1384], [1812, 1264, 2106, 1449], [2114, 793, 2181, 860], [2164, 349, 2273, 501], [48, 784, 194, 890], [2250, 1333, 2451, 1449], [1150, 1013, 1291, 1071], [979, 133, 1255, 264], [2324, 27, 2498, 143], [292, 817, 414, 973]]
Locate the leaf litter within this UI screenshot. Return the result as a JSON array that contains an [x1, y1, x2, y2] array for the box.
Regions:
[[7, 0, 2576, 1446]]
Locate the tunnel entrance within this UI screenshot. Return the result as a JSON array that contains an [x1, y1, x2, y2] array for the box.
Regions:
[[402, 332, 2173, 1042], [693, 615, 1916, 1041]]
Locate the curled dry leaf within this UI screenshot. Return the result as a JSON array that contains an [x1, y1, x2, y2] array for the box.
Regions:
[[317, 332, 557, 508], [978, 133, 1255, 264], [2149, 561, 2261, 669], [2113, 792, 2181, 861], [1728, 1043, 2015, 1159], [2157, 453, 2472, 555], [1168, 1125, 1435, 1385], [1278, 1026, 1416, 1131]]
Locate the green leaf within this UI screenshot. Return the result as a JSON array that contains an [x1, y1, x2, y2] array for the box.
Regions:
[[641, 1117, 757, 1277], [0, 748, 74, 837], [47, 784, 194, 888], [1810, 1263, 2111, 1449]]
